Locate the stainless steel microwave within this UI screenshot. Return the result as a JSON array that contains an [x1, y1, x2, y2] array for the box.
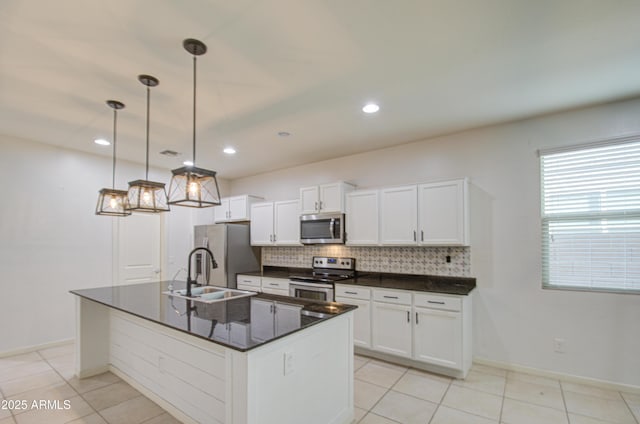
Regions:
[[300, 213, 345, 244]]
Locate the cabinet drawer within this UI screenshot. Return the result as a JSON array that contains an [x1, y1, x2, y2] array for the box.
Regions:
[[335, 285, 371, 300], [236, 274, 261, 288], [262, 277, 289, 290], [373, 289, 411, 305], [413, 293, 461, 312]]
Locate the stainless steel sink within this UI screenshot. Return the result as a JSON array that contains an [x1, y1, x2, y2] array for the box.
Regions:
[[163, 286, 257, 304]]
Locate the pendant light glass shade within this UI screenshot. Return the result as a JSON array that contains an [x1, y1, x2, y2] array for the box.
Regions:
[[96, 100, 131, 217], [168, 39, 222, 208], [127, 75, 170, 213]]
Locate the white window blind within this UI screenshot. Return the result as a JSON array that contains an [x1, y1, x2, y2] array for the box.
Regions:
[[540, 139, 640, 293]]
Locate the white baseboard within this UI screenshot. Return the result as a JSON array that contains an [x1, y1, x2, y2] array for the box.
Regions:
[[473, 357, 640, 395], [0, 338, 74, 358], [109, 365, 198, 424]]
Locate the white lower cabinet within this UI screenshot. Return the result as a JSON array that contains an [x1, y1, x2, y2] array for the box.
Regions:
[[372, 300, 412, 358], [413, 306, 461, 368], [236, 274, 261, 292], [335, 285, 372, 348], [260, 277, 289, 296], [343, 285, 472, 378]]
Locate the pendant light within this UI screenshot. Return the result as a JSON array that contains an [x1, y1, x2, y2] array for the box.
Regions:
[[126, 75, 170, 213], [168, 39, 221, 208], [95, 100, 131, 216]]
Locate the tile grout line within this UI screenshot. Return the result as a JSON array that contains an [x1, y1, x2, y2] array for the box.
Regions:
[[498, 374, 507, 424], [619, 390, 640, 424], [558, 381, 571, 424], [358, 366, 409, 423], [426, 376, 454, 424], [35, 349, 125, 424]]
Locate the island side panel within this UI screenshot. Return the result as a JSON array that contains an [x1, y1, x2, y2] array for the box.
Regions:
[[244, 312, 355, 424], [75, 297, 110, 378], [108, 310, 228, 424]]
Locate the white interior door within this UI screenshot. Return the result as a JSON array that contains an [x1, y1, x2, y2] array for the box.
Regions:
[[114, 213, 162, 285]]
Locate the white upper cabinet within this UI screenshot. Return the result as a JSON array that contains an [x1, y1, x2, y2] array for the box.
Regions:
[[214, 195, 263, 223], [379, 179, 470, 246], [418, 179, 469, 246], [380, 185, 418, 245], [250, 200, 301, 246], [273, 200, 300, 245], [299, 182, 355, 214], [250, 202, 274, 245], [346, 190, 379, 245]]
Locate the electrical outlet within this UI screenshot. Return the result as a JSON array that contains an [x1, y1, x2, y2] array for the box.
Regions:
[[553, 338, 566, 353], [283, 351, 294, 375]]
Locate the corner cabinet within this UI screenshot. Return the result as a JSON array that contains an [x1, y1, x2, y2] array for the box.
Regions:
[[299, 182, 355, 214], [250, 200, 301, 246], [379, 178, 469, 246], [214, 195, 263, 223]]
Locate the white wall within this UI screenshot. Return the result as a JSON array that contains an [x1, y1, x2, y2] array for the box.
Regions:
[[0, 135, 227, 353], [231, 97, 640, 387]]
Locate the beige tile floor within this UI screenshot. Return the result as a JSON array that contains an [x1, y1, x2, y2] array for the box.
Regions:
[[0, 343, 638, 424]]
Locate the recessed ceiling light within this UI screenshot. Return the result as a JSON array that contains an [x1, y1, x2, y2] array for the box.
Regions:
[[278, 131, 291, 137], [223, 147, 236, 155], [183, 160, 194, 166], [362, 103, 380, 114], [94, 138, 111, 146]]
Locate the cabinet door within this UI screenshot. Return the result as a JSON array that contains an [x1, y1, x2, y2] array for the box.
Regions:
[[275, 303, 302, 336], [212, 322, 230, 342], [346, 190, 379, 245], [228, 196, 248, 221], [336, 296, 372, 348], [300, 186, 319, 214], [380, 185, 418, 245], [371, 302, 412, 358], [413, 306, 462, 369], [418, 179, 468, 245], [274, 200, 301, 245], [250, 202, 274, 245], [261, 277, 289, 292], [213, 198, 230, 223], [250, 299, 274, 342], [319, 183, 343, 213]]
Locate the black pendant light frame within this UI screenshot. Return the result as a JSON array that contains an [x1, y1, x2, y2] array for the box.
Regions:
[[168, 38, 222, 208], [126, 74, 170, 213], [96, 100, 132, 216]]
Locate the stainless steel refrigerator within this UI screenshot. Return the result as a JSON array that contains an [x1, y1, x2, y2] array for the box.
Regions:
[[193, 224, 261, 289]]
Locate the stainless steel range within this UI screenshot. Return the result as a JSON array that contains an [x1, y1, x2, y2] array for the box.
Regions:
[[289, 256, 356, 302]]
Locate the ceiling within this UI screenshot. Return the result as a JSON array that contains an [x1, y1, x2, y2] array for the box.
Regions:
[[2, 1, 640, 180]]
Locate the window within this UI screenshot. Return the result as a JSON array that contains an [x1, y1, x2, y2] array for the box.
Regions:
[[540, 138, 640, 293]]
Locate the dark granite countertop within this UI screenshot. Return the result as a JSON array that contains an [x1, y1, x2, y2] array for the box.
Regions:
[[338, 273, 475, 295], [70, 281, 356, 352], [237, 266, 310, 279]]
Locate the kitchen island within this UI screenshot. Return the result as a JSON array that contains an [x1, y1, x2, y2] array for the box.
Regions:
[[71, 282, 356, 424]]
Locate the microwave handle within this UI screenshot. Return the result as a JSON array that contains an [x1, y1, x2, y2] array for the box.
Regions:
[[329, 218, 335, 238]]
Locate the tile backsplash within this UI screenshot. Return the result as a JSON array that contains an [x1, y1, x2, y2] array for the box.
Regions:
[[262, 246, 470, 277]]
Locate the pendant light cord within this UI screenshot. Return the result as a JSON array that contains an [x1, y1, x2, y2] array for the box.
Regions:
[[145, 85, 150, 180], [192, 54, 197, 166], [112, 108, 117, 189]]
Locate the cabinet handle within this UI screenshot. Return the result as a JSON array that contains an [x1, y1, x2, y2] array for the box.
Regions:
[[273, 234, 277, 242], [416, 312, 419, 324], [345, 291, 358, 295], [319, 200, 323, 210], [315, 201, 318, 211], [427, 300, 446, 305], [383, 295, 398, 299], [269, 283, 279, 286], [407, 311, 410, 323], [421, 230, 424, 242], [269, 234, 273, 242]]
